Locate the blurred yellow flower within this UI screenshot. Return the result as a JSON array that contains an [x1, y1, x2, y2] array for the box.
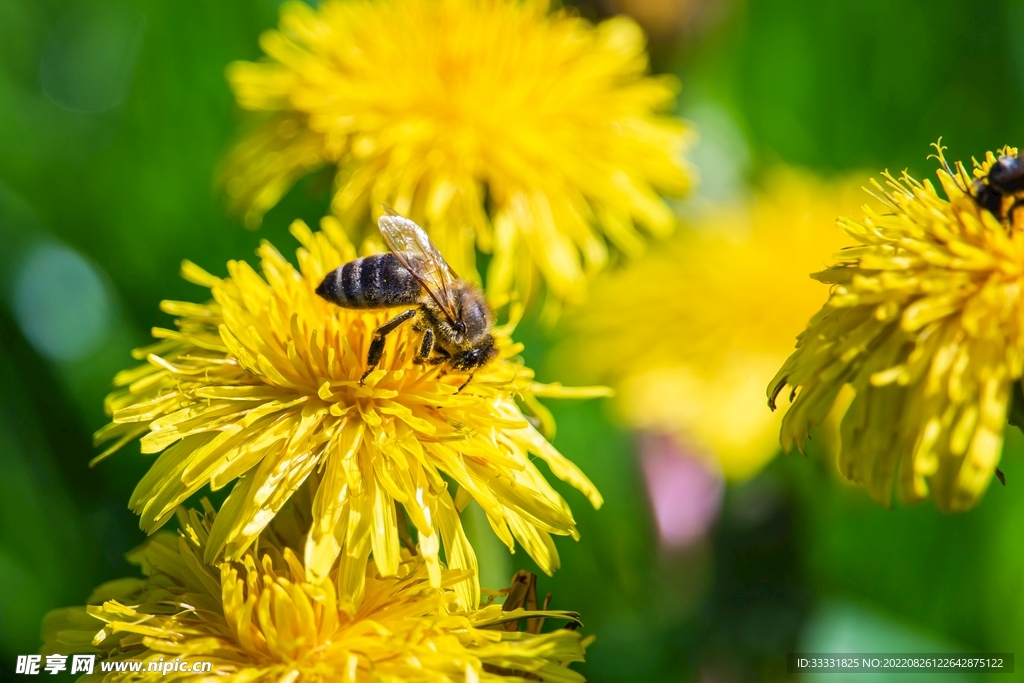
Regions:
[[770, 146, 1024, 511], [223, 0, 692, 303], [94, 219, 604, 610], [43, 506, 588, 682], [562, 169, 865, 479]]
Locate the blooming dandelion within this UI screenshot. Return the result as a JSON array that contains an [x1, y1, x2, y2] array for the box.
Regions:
[[562, 169, 864, 479], [769, 145, 1024, 511], [222, 0, 693, 303], [94, 218, 605, 610], [43, 506, 589, 682]]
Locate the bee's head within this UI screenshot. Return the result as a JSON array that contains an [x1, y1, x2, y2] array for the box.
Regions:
[[452, 334, 497, 371], [445, 288, 490, 343]]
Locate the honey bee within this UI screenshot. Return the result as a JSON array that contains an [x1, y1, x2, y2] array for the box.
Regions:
[[316, 208, 497, 385], [940, 146, 1024, 223], [969, 151, 1024, 223]]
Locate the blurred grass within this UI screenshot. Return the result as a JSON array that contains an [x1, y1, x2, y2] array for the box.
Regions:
[[2, 0, 1024, 681], [676, 0, 1024, 179]]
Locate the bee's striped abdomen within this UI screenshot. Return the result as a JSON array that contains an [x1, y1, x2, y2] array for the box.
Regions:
[[316, 253, 421, 309]]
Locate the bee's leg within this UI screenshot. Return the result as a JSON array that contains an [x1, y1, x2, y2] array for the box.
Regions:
[[1008, 197, 1024, 228], [413, 329, 435, 364], [456, 372, 475, 393], [361, 309, 417, 384], [942, 157, 968, 192], [425, 349, 452, 378]]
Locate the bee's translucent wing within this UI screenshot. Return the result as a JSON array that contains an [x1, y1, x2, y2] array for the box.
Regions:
[[378, 208, 460, 323]]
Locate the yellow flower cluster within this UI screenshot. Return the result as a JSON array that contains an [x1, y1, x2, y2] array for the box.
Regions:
[[223, 0, 692, 303], [44, 506, 588, 682], [770, 147, 1024, 510], [95, 220, 604, 611], [562, 169, 864, 479]]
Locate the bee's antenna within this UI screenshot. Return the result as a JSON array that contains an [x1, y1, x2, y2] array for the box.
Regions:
[[929, 138, 968, 194]]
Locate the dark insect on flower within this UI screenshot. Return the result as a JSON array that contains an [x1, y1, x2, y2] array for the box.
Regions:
[[968, 152, 1024, 223], [317, 208, 497, 386], [769, 146, 1024, 512], [936, 143, 1024, 224]]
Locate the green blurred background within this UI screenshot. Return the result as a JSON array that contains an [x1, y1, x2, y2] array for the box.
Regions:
[[2, 0, 1024, 681]]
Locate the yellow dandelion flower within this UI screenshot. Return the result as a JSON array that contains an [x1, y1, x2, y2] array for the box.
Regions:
[[561, 169, 865, 479], [222, 0, 692, 303], [43, 506, 588, 682], [769, 145, 1024, 511], [94, 218, 604, 610]]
